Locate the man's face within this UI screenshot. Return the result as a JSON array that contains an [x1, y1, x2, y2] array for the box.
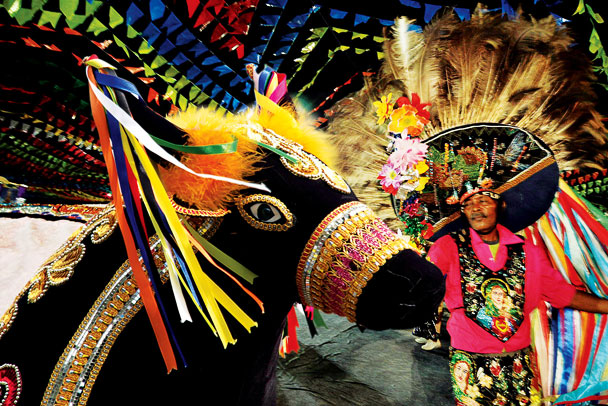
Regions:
[[462, 194, 499, 234]]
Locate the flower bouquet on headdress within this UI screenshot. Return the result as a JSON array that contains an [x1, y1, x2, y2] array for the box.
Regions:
[[374, 93, 433, 246]]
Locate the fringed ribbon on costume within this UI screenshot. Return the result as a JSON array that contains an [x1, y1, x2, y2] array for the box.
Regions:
[[279, 306, 300, 357], [249, 65, 288, 105], [85, 57, 265, 372], [528, 179, 608, 404], [278, 304, 328, 358]]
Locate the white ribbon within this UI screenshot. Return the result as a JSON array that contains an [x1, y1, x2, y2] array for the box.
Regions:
[[86, 66, 270, 192]]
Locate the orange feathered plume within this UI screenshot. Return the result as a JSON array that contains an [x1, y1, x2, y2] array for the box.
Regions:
[[159, 104, 337, 211]]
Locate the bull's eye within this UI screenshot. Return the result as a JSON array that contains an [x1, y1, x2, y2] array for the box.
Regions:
[[250, 202, 281, 222], [236, 194, 294, 231]]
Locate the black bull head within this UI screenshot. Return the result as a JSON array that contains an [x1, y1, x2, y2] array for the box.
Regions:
[[0, 73, 444, 406]]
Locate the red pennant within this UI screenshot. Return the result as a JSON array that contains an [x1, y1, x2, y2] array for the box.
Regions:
[[205, 0, 224, 14], [186, 0, 200, 18], [22, 37, 41, 47], [193, 9, 214, 29], [211, 23, 228, 42], [147, 88, 160, 105]]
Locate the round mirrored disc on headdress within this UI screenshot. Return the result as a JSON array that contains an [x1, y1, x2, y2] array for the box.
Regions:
[[407, 123, 559, 240]]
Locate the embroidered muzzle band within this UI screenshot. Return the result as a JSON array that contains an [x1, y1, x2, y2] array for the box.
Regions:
[[296, 201, 409, 322]]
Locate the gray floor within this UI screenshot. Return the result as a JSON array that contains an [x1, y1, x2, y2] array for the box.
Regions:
[[277, 312, 454, 406]]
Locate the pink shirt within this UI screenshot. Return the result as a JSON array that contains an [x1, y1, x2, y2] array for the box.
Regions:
[[428, 224, 576, 353]]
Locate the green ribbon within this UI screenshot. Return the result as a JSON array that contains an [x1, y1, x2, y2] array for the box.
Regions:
[[150, 134, 238, 155], [182, 219, 258, 284], [254, 141, 299, 164]]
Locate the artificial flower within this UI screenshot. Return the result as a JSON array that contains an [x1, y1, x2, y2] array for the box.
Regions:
[[388, 104, 421, 134], [479, 177, 494, 188], [388, 137, 429, 172], [377, 162, 404, 195], [414, 176, 429, 191], [421, 220, 434, 239], [373, 93, 393, 125], [396, 93, 431, 122], [415, 160, 429, 175]]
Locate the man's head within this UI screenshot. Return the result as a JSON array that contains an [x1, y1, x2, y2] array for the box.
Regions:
[[460, 190, 505, 235]]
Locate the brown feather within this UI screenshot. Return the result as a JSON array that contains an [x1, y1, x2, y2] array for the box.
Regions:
[[326, 8, 608, 227]]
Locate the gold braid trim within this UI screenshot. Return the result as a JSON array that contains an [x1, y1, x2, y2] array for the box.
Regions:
[[169, 197, 230, 217], [40, 216, 221, 405], [41, 235, 168, 406], [0, 205, 118, 341], [297, 201, 409, 322]]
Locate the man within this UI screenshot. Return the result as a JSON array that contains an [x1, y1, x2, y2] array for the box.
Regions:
[[428, 188, 608, 406]]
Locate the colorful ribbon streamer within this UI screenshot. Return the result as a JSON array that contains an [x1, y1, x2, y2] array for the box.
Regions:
[[530, 179, 608, 404], [85, 56, 267, 372]]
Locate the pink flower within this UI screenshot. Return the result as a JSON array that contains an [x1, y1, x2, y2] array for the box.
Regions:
[[378, 162, 404, 195], [388, 137, 429, 172]]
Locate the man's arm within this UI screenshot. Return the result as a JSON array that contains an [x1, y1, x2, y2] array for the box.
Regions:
[[568, 290, 608, 314]]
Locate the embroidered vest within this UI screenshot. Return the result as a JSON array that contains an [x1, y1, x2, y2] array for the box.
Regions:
[[453, 230, 526, 342]]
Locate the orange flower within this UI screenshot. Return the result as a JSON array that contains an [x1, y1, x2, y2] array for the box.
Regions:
[[388, 104, 423, 134]]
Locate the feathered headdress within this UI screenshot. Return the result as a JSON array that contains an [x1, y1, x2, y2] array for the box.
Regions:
[[326, 8, 608, 239]]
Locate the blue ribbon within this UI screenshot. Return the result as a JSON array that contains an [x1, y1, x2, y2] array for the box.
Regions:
[[96, 70, 186, 367]]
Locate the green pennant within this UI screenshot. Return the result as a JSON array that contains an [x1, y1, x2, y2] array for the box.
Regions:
[[585, 4, 604, 23], [178, 94, 188, 110], [65, 13, 87, 29], [590, 28, 601, 54], [574, 0, 585, 15], [164, 65, 180, 78], [113, 34, 130, 57], [173, 76, 190, 91], [158, 74, 176, 84], [38, 10, 62, 28], [85, 0, 103, 15], [4, 0, 22, 17], [313, 308, 327, 329], [138, 39, 155, 54], [188, 86, 202, 101], [143, 62, 155, 77], [193, 92, 209, 105], [151, 54, 167, 69], [59, 0, 78, 19], [127, 25, 139, 39], [108, 6, 124, 28], [13, 8, 36, 25], [164, 85, 177, 103], [86, 16, 107, 35]]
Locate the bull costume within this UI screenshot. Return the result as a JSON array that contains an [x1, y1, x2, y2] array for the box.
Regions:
[[0, 59, 445, 405], [325, 7, 608, 406]]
